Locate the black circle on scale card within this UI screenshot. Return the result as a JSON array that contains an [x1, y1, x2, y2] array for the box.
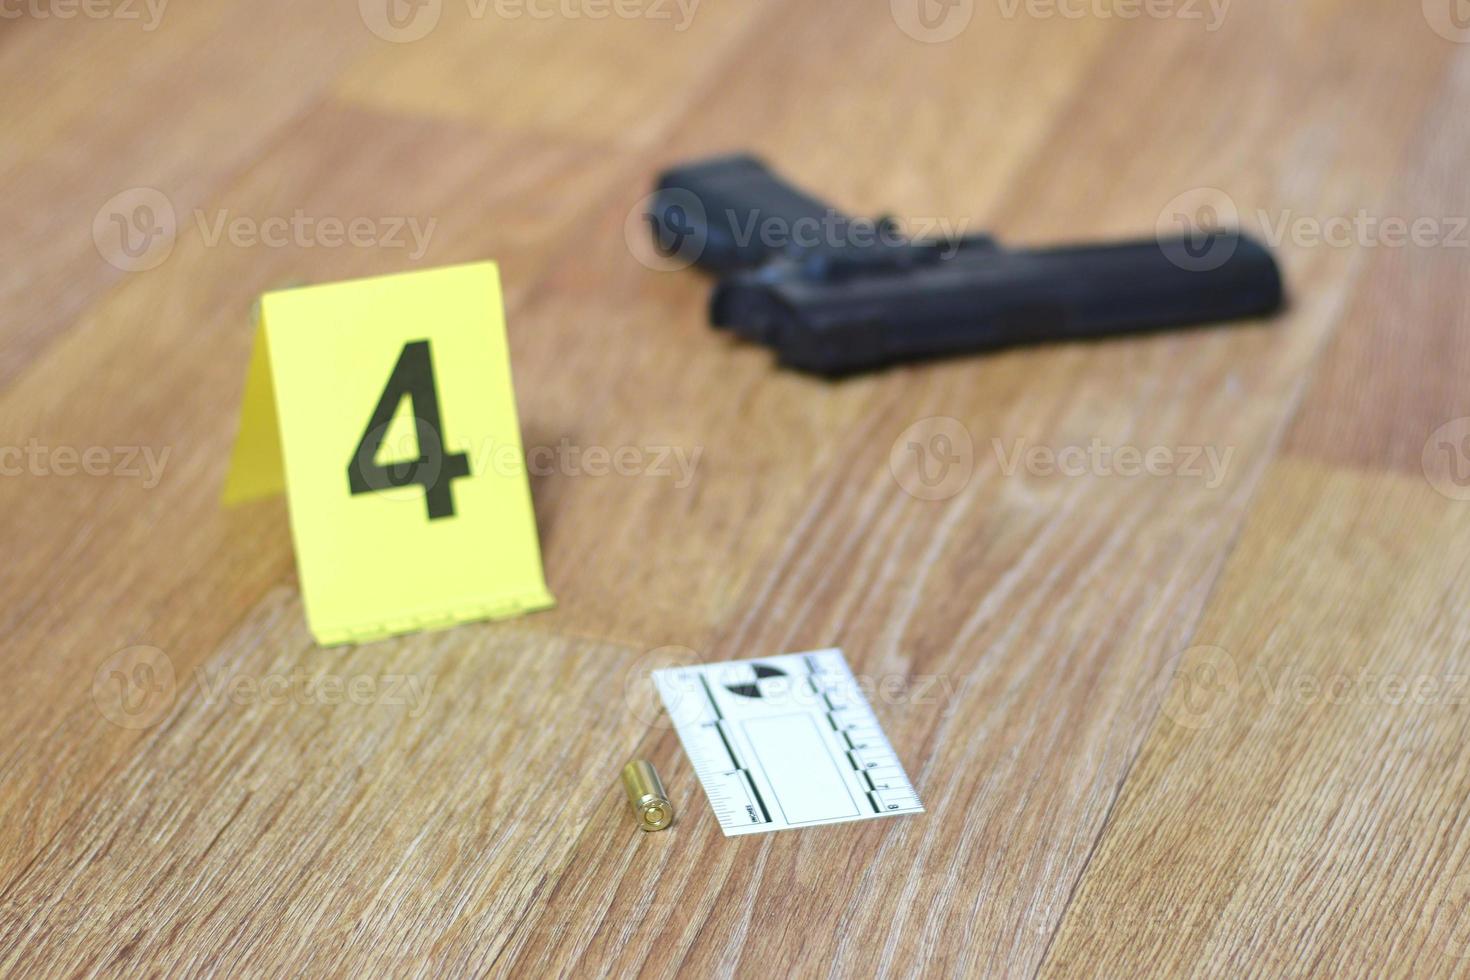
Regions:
[[722, 663, 790, 700]]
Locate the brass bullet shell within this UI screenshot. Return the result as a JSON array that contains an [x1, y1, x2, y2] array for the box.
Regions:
[[622, 760, 674, 832]]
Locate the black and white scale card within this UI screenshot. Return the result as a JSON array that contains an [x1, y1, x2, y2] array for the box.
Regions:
[[652, 649, 924, 836]]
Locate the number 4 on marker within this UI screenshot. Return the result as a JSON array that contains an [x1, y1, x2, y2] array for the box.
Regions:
[[347, 339, 470, 521]]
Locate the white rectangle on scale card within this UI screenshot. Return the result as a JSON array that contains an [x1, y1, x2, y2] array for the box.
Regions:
[[652, 648, 925, 836]]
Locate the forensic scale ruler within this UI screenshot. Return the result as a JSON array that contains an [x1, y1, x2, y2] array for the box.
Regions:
[[653, 649, 924, 836]]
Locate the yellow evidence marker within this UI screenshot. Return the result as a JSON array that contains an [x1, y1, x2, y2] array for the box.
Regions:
[[224, 262, 554, 646]]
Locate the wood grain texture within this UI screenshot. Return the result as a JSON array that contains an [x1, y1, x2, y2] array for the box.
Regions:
[[2, 0, 1467, 975], [0, 1, 376, 388], [1040, 462, 1470, 977], [1042, 38, 1470, 978], [0, 101, 635, 887], [1284, 47, 1470, 476]]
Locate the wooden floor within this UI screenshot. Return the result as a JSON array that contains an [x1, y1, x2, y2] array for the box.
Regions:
[[4, 0, 1470, 974]]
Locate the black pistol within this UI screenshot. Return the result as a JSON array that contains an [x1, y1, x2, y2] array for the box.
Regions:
[[647, 155, 1285, 376]]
